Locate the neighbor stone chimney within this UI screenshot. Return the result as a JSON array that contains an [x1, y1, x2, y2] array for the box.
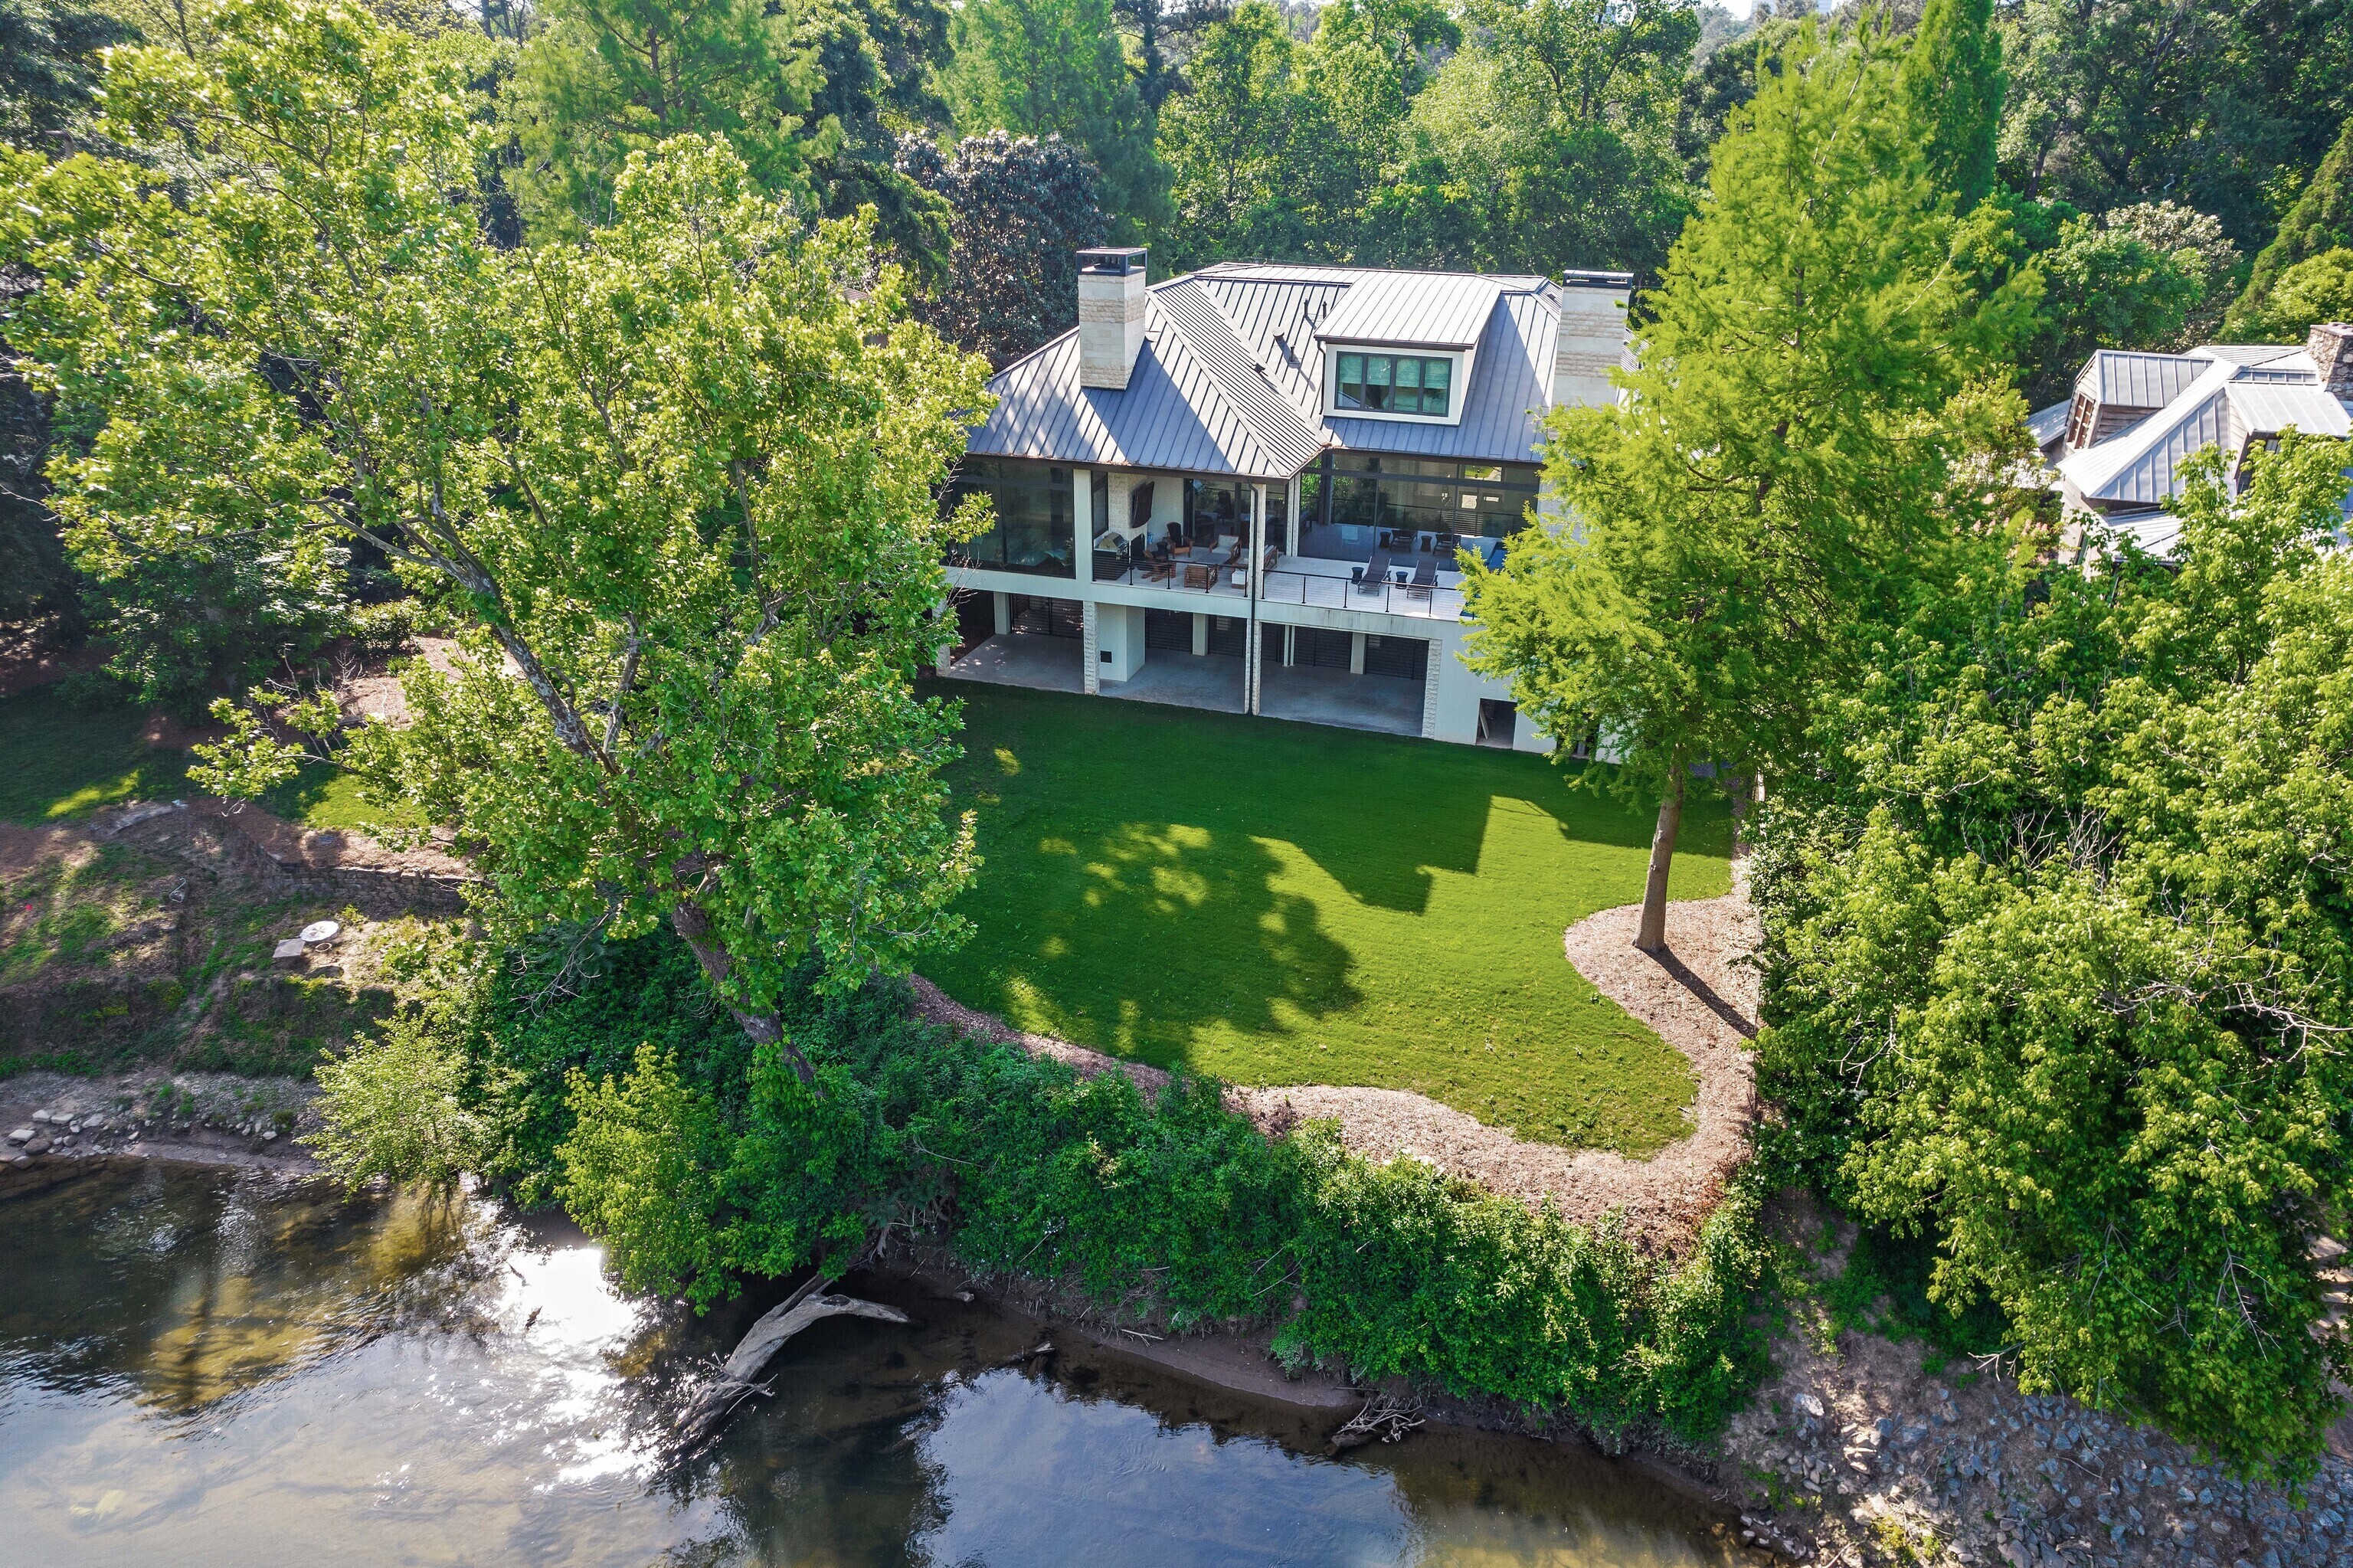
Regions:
[[2310, 322, 2353, 398], [1078, 247, 1147, 391]]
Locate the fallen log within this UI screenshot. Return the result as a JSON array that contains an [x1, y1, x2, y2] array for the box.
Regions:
[[1327, 1392, 1425, 1452], [675, 1275, 912, 1451]]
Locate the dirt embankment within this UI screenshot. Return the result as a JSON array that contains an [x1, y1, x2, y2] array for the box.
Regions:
[[1, 800, 472, 1078]]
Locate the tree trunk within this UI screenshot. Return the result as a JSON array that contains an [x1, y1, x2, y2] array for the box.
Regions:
[[1635, 769, 1684, 954], [669, 901, 819, 1088]]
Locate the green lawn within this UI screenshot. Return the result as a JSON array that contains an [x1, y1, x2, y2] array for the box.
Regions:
[[927, 683, 1733, 1155], [0, 686, 381, 830], [0, 686, 193, 825]]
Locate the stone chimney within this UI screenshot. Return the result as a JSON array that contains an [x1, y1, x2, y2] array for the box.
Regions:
[[1078, 247, 1147, 391], [2310, 322, 2353, 398]]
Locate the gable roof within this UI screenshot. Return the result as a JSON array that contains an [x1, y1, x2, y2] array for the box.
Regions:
[[964, 262, 1573, 480], [2078, 350, 2210, 408], [2057, 355, 2352, 507]]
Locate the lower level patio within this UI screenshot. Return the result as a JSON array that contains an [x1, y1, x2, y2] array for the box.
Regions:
[[1260, 663, 1423, 738], [1100, 650, 1245, 714], [942, 633, 1082, 693]]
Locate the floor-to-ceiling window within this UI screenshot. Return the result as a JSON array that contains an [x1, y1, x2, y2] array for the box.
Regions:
[[944, 459, 1077, 576], [1295, 455, 1539, 563]]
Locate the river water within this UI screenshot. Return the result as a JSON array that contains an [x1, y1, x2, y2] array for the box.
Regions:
[[1, 1162, 1739, 1566]]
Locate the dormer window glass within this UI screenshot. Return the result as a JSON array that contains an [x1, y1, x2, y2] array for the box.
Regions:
[[1336, 352, 1452, 417]]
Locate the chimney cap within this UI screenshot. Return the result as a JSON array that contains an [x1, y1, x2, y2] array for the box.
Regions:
[[1559, 269, 1633, 290], [1078, 247, 1148, 277]]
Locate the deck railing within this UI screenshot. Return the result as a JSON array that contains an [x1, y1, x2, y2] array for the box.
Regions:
[[1257, 569, 1464, 620]]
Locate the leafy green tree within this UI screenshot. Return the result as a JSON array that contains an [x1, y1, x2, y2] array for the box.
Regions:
[[1997, 0, 2353, 252], [1295, 0, 1454, 247], [1111, 0, 1226, 113], [506, 0, 824, 230], [2011, 203, 2213, 404], [0, 0, 135, 148], [2227, 113, 2353, 339], [2, 0, 990, 1076], [1370, 0, 1697, 279], [1898, 0, 2000, 210], [1461, 18, 2031, 952], [1152, 0, 1305, 271], [942, 0, 1167, 234], [1752, 436, 2353, 1478], [2227, 247, 2353, 345], [895, 129, 1106, 366]]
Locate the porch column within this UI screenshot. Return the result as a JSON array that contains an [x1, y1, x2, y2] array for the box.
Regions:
[[1082, 601, 1101, 696], [993, 592, 1010, 637], [1285, 473, 1301, 555], [1247, 482, 1265, 715]]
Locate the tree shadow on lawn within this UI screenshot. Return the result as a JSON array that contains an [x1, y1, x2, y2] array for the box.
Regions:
[[930, 683, 1732, 1086], [938, 681, 1708, 918]]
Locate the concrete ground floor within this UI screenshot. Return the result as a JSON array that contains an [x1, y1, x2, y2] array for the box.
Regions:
[[940, 576, 1562, 753], [1098, 649, 1245, 715], [1259, 663, 1422, 738], [941, 630, 1082, 692]]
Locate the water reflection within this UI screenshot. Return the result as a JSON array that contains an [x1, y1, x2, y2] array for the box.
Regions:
[[2, 1163, 1736, 1566]]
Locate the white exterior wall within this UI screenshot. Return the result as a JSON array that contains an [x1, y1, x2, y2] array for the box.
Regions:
[[1096, 601, 1146, 683]]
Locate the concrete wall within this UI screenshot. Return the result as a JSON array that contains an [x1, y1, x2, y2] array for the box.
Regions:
[[1554, 286, 1630, 409], [1096, 601, 1146, 682]]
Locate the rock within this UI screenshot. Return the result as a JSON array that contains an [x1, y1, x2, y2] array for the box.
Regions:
[[2, 1150, 25, 1167], [272, 937, 307, 966], [260, 1130, 279, 1143], [31, 1109, 54, 1124], [7, 1127, 31, 1145], [1795, 1393, 1826, 1419], [21, 1135, 51, 1155]]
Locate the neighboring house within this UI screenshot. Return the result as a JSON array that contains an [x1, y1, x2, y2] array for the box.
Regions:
[[2034, 322, 2353, 557], [938, 247, 1630, 750]]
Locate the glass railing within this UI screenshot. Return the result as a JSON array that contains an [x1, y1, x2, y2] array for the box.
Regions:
[[1257, 569, 1464, 620]]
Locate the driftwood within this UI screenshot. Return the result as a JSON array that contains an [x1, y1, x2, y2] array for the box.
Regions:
[[1327, 1392, 1425, 1452], [675, 1275, 912, 1450]]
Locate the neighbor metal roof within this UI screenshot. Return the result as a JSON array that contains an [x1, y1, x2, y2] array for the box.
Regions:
[[2059, 362, 2235, 505], [2027, 400, 2071, 448], [2078, 350, 2211, 409], [2224, 379, 2352, 440], [965, 262, 1580, 476]]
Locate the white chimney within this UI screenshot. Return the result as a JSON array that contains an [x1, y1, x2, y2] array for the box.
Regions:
[[2309, 322, 2353, 398], [1553, 270, 1632, 410], [1078, 247, 1147, 390]]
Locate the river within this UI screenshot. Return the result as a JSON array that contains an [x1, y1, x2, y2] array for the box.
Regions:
[[1, 1161, 1740, 1566]]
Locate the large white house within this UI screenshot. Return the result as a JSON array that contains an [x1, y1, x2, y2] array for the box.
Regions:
[[934, 247, 1630, 750], [2033, 321, 2353, 557]]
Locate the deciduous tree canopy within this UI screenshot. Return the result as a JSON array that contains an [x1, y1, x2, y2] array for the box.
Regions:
[[1753, 437, 2353, 1478], [2, 0, 991, 1073]]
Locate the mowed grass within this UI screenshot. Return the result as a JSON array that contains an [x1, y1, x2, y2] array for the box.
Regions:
[[927, 683, 1733, 1155], [0, 686, 191, 824], [0, 686, 381, 830]]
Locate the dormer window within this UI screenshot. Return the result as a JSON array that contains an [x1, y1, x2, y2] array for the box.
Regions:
[[1336, 351, 1452, 417]]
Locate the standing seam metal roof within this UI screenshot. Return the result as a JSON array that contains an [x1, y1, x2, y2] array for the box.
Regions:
[[2079, 350, 2211, 409], [965, 262, 1575, 477]]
